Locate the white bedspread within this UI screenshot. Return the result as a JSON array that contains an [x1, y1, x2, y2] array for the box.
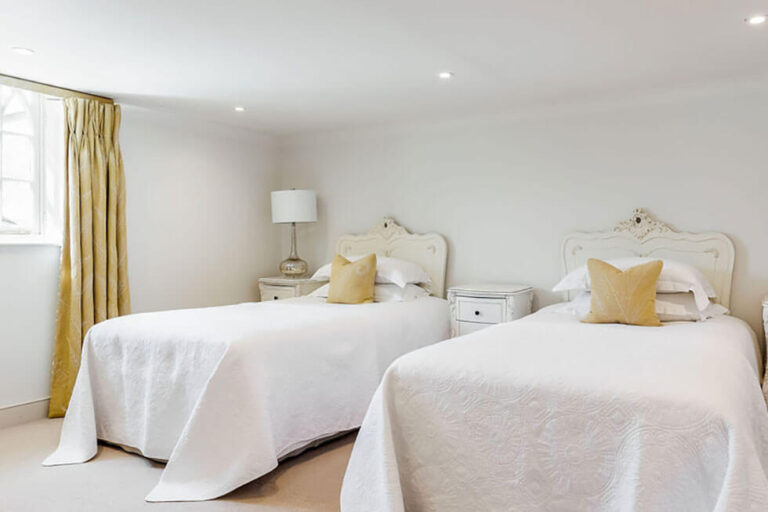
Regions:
[[44, 296, 448, 502], [341, 307, 768, 512]]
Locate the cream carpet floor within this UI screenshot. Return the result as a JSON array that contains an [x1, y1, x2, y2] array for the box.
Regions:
[[0, 419, 355, 512]]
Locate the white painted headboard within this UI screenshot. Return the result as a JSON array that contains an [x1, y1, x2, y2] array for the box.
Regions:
[[562, 209, 735, 308], [336, 217, 448, 298]]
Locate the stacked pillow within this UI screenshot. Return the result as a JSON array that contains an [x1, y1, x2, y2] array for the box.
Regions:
[[312, 255, 431, 289], [311, 255, 432, 303], [553, 257, 727, 323], [560, 291, 728, 322], [311, 282, 429, 303]]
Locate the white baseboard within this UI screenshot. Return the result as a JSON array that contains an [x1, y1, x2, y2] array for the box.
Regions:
[[0, 398, 50, 429]]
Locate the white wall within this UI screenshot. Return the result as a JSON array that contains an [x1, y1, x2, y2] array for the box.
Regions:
[[279, 77, 768, 344], [0, 106, 280, 412], [0, 245, 59, 409], [121, 107, 281, 313]]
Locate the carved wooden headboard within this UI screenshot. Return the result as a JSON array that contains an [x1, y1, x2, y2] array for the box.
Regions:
[[561, 209, 735, 308], [335, 217, 448, 298]]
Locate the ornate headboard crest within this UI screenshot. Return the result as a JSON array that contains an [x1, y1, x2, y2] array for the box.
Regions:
[[367, 216, 410, 240], [613, 208, 674, 240], [562, 209, 735, 308], [335, 217, 448, 298]]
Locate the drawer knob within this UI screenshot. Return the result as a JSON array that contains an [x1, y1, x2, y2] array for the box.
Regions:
[[474, 310, 480, 316], [274, 296, 279, 300]]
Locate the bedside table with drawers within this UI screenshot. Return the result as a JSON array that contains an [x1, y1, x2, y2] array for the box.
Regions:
[[763, 295, 768, 387], [447, 283, 534, 337], [763, 294, 768, 338], [258, 276, 326, 301]]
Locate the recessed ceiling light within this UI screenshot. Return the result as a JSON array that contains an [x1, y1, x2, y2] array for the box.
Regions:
[[746, 14, 767, 25], [437, 71, 454, 80], [234, 106, 245, 112], [10, 46, 35, 56]]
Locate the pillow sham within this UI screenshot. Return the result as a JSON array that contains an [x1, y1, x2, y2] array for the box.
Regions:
[[552, 257, 716, 310], [655, 293, 729, 322], [582, 259, 663, 327], [326, 254, 376, 304], [312, 256, 431, 288], [554, 291, 728, 322], [311, 283, 430, 303]]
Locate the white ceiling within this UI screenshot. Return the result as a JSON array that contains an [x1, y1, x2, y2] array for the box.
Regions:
[[1, 0, 766, 134]]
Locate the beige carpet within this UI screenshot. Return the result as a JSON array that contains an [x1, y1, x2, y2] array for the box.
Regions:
[[0, 419, 355, 512]]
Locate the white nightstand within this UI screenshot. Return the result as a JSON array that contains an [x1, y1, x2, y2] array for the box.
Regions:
[[763, 295, 768, 332], [448, 283, 534, 337], [258, 276, 326, 301], [762, 296, 768, 393], [763, 295, 768, 361]]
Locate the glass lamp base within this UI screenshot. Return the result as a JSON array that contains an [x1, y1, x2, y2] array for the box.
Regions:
[[279, 257, 308, 277]]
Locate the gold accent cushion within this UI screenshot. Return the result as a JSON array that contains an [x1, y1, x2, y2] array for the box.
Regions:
[[582, 258, 663, 327], [327, 253, 377, 304]]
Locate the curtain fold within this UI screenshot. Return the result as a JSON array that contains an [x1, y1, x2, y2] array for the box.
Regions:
[[49, 98, 130, 418]]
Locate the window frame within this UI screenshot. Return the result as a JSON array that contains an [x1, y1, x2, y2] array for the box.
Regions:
[[0, 86, 59, 246], [0, 73, 113, 247]]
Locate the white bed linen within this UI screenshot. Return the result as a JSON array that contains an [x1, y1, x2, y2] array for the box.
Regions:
[[44, 296, 449, 502], [341, 306, 768, 512]]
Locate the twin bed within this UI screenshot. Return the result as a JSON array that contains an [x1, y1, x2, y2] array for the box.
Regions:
[[341, 210, 768, 511], [44, 218, 450, 501], [45, 212, 768, 510]]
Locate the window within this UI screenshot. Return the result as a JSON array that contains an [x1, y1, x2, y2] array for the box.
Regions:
[[0, 84, 63, 243]]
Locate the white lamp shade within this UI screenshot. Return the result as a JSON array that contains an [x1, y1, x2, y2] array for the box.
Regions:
[[271, 190, 317, 224]]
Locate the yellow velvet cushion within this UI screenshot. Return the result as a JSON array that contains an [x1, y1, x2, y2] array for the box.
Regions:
[[326, 253, 377, 304], [582, 258, 663, 327]]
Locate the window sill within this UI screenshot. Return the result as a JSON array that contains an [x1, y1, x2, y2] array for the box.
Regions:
[[0, 236, 62, 247]]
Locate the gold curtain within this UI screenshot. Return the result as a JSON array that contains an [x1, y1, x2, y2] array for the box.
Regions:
[[49, 98, 131, 418]]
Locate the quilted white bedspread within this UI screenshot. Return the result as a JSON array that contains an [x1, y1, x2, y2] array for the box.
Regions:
[[43, 296, 449, 502], [341, 307, 768, 511]]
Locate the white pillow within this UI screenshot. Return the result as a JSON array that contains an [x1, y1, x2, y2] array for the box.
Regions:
[[311, 256, 431, 288], [654, 293, 729, 322], [309, 283, 430, 303], [553, 291, 728, 322], [552, 257, 716, 310]]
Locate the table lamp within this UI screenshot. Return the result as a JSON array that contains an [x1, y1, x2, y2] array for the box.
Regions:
[[271, 189, 317, 277]]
